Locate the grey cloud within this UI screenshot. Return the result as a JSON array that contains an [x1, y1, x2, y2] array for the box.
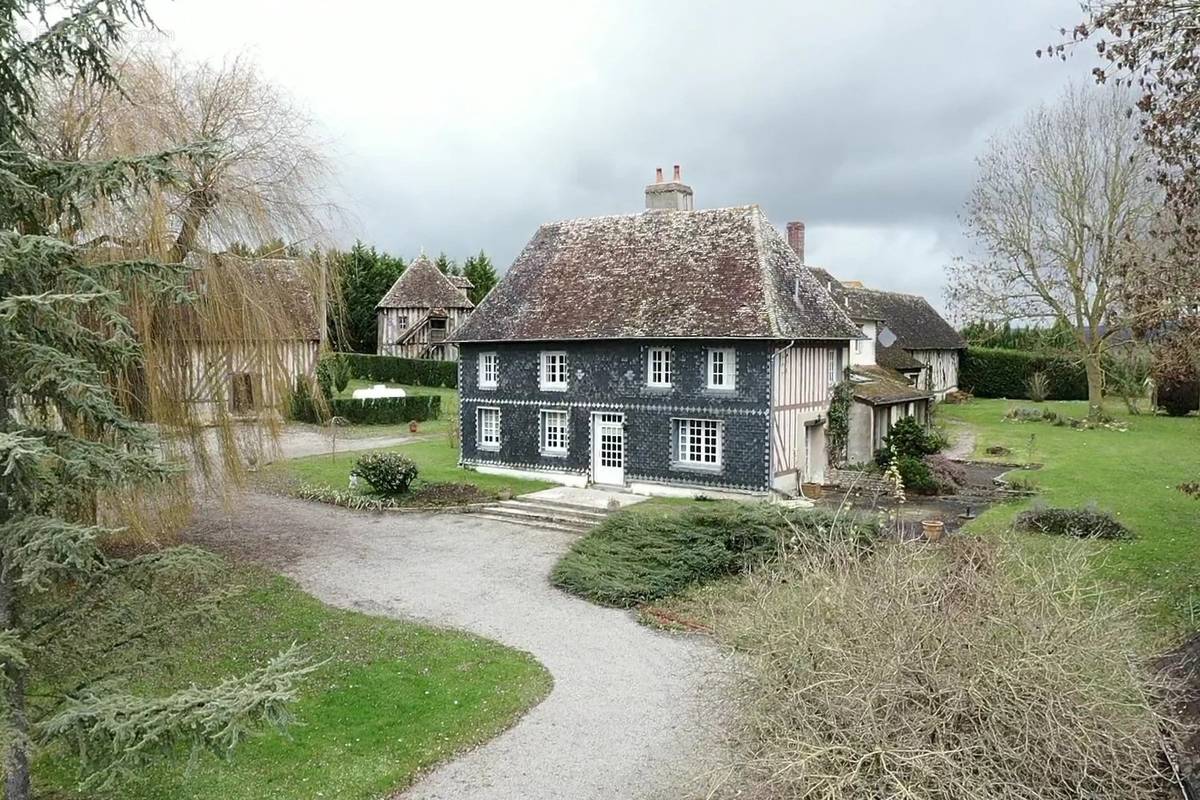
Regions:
[[320, 0, 1094, 309]]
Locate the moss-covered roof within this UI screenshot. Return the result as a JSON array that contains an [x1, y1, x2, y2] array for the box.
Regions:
[[451, 206, 863, 343]]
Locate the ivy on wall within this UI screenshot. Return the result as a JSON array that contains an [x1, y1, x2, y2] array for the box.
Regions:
[[826, 379, 853, 467]]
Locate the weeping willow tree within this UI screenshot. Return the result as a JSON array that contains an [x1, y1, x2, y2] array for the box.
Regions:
[[0, 2, 318, 798]]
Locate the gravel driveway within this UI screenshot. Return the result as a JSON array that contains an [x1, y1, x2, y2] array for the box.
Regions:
[[186, 493, 728, 800]]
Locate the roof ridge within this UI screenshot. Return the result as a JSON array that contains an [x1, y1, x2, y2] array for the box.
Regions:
[[537, 204, 761, 230], [749, 208, 782, 338]]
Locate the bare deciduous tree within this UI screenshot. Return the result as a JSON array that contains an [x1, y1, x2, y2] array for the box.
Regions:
[[947, 85, 1160, 415], [27, 44, 335, 259]]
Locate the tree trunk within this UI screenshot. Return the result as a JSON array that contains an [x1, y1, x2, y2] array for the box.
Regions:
[[1084, 352, 1105, 418], [0, 572, 30, 800]]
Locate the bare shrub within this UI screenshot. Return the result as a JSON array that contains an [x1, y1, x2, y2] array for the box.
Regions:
[[703, 537, 1187, 800]]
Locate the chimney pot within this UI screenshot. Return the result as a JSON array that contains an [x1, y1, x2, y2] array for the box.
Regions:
[[786, 220, 806, 263], [644, 164, 694, 211]]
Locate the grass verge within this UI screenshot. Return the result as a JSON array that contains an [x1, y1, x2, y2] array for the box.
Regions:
[[938, 398, 1200, 629], [265, 438, 552, 506], [35, 562, 551, 800]]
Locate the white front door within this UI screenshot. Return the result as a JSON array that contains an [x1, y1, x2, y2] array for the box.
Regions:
[[591, 412, 625, 486]]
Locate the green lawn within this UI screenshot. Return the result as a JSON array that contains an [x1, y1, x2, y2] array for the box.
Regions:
[[271, 438, 552, 501], [36, 564, 550, 800], [939, 398, 1200, 630]]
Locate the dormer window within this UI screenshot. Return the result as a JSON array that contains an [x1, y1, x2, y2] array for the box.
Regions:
[[647, 347, 672, 388], [707, 347, 736, 391], [539, 351, 568, 391]]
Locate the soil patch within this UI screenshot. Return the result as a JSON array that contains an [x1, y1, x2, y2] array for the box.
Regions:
[[406, 482, 493, 506], [1161, 632, 1200, 795], [817, 460, 1015, 535]]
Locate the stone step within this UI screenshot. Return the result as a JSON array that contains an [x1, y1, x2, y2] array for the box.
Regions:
[[479, 504, 597, 531], [496, 498, 608, 524], [471, 509, 591, 535]]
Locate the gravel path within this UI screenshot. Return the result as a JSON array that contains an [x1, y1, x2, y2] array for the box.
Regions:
[[186, 493, 728, 800], [943, 420, 977, 461]]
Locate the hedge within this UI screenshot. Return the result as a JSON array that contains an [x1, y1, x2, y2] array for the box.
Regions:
[[959, 347, 1088, 401], [290, 385, 441, 425], [336, 352, 457, 388]]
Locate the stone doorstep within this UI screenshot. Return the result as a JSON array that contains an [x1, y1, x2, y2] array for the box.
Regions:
[[495, 498, 608, 524], [521, 485, 649, 512], [470, 508, 592, 535]]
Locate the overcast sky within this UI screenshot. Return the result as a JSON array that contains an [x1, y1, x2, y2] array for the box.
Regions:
[[148, 0, 1094, 314]]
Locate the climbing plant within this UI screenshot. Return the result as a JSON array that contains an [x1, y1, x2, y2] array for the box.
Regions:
[[826, 380, 853, 467]]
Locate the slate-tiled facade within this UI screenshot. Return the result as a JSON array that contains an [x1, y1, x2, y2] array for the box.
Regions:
[[459, 340, 774, 492]]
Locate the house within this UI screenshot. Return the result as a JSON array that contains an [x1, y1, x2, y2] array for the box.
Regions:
[[166, 253, 322, 421], [376, 254, 474, 360], [796, 253, 936, 465], [449, 168, 864, 497]]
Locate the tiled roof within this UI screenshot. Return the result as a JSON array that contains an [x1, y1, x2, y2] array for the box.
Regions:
[[377, 254, 474, 310], [176, 253, 322, 341], [452, 206, 862, 343], [850, 365, 933, 406], [876, 343, 926, 372], [807, 268, 965, 351]]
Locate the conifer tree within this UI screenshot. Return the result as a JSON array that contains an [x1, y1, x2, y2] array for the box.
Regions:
[[0, 3, 310, 798], [462, 249, 498, 305]]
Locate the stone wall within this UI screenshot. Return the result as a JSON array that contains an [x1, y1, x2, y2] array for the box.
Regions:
[[826, 467, 893, 494]]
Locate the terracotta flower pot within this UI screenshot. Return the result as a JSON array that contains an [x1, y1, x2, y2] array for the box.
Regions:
[[921, 519, 945, 542], [408, 420, 419, 433]]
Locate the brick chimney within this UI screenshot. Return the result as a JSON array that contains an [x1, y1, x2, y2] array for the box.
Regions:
[[644, 164, 694, 211], [786, 221, 805, 262]]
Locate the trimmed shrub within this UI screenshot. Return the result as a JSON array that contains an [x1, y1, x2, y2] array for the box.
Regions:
[[337, 352, 457, 388], [960, 346, 1088, 400], [332, 396, 439, 425], [289, 393, 440, 425], [350, 452, 418, 496], [551, 505, 879, 608], [330, 354, 352, 393], [1159, 375, 1199, 417], [1015, 505, 1134, 540]]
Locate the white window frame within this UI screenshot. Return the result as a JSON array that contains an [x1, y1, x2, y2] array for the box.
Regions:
[[706, 347, 736, 391], [646, 346, 673, 388], [477, 406, 501, 451], [673, 417, 723, 470], [827, 349, 840, 386], [539, 351, 568, 392], [539, 409, 569, 456], [477, 351, 498, 390]]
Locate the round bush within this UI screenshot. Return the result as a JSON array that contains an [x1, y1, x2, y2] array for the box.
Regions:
[[350, 452, 418, 496], [1015, 505, 1133, 540], [1158, 375, 1199, 417]]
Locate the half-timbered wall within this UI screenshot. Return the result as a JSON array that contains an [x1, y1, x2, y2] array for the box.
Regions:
[[910, 348, 959, 399], [178, 338, 318, 420], [769, 341, 847, 492], [377, 306, 472, 360]]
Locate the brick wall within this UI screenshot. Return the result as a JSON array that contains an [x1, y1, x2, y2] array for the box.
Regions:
[[459, 340, 773, 491]]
